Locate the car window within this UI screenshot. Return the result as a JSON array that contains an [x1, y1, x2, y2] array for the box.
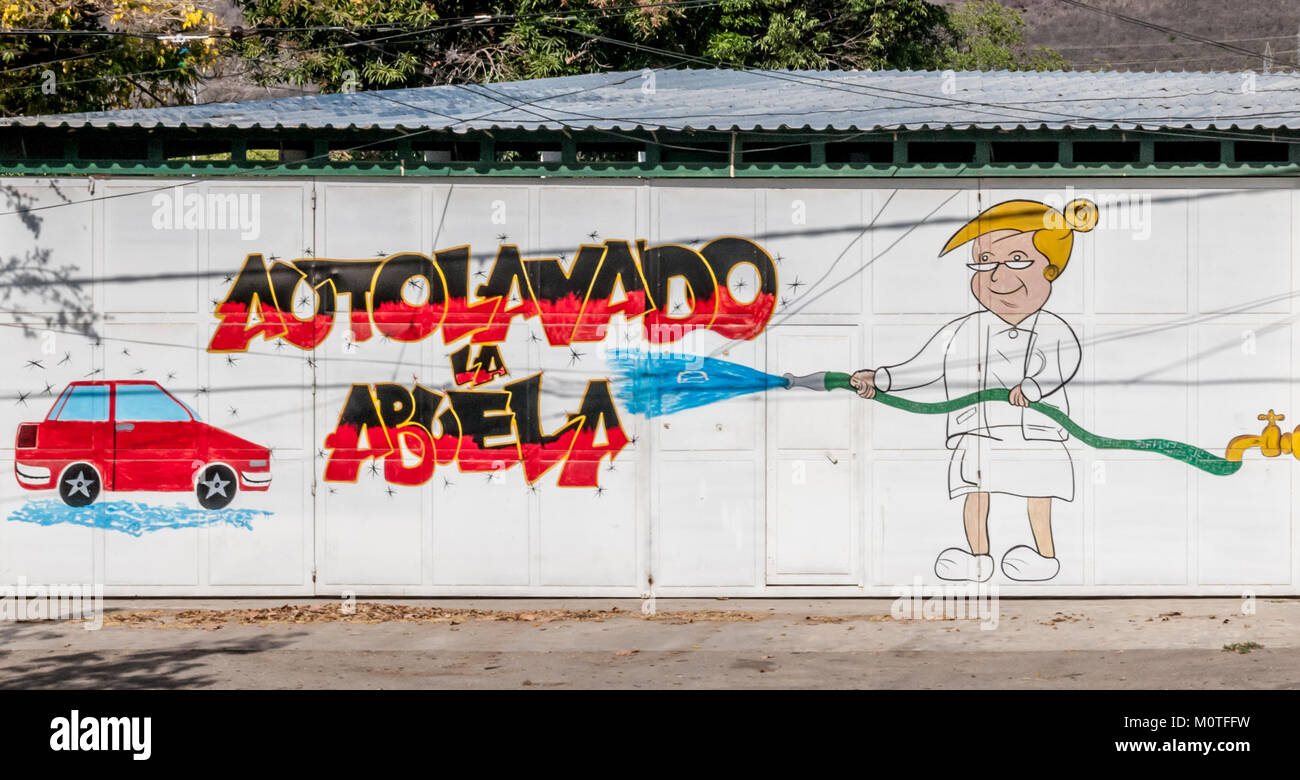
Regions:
[[55, 385, 109, 421], [47, 385, 72, 420], [115, 385, 191, 422]]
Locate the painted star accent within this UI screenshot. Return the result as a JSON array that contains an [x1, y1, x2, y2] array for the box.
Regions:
[[64, 470, 94, 498], [200, 473, 229, 499]]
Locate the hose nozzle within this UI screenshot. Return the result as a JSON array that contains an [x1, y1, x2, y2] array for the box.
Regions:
[[782, 371, 830, 391]]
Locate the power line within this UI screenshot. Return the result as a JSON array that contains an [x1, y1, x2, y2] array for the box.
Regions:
[[1050, 33, 1300, 51], [1051, 0, 1279, 65]]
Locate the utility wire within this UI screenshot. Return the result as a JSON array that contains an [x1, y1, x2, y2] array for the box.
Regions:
[[1052, 0, 1283, 65]]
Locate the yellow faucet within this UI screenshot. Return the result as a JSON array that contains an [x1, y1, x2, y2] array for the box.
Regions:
[[1225, 410, 1298, 462]]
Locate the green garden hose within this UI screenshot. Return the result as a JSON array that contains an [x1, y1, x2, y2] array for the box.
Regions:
[[808, 371, 1242, 476]]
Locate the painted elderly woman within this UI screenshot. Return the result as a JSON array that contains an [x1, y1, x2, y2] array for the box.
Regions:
[[851, 198, 1097, 582]]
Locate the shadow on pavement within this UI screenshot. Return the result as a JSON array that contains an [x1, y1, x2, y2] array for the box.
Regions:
[[0, 622, 304, 689]]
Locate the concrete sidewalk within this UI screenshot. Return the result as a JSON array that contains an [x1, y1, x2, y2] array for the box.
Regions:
[[0, 598, 1295, 689]]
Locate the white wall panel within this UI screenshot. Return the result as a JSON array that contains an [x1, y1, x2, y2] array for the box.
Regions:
[[0, 176, 1295, 596], [655, 458, 758, 587]]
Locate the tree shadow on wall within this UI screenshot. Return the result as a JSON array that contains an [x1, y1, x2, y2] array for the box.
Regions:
[[0, 620, 305, 689], [1, 182, 98, 340]]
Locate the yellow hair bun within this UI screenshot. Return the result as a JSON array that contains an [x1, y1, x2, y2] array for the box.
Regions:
[[1063, 198, 1099, 233]]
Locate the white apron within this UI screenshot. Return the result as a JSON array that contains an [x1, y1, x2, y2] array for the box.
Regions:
[[874, 309, 1080, 501], [948, 313, 1074, 499]]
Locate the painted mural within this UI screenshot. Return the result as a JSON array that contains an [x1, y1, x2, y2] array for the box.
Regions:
[[1, 180, 1293, 593]]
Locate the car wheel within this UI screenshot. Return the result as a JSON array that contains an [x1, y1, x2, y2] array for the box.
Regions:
[[58, 464, 101, 508], [196, 464, 238, 510]]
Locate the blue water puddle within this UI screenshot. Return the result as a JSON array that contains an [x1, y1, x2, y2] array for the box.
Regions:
[[607, 350, 787, 418], [7, 500, 271, 537]]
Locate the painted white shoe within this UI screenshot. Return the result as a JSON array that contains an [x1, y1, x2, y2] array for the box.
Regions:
[[934, 548, 995, 582], [1001, 545, 1061, 581]]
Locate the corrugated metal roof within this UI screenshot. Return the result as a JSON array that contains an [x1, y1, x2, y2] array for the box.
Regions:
[[8, 68, 1300, 132]]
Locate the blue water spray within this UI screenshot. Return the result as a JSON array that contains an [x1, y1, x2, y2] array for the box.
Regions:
[[606, 350, 789, 417]]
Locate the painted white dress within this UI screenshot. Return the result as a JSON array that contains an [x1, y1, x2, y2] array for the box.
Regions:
[[874, 308, 1080, 501]]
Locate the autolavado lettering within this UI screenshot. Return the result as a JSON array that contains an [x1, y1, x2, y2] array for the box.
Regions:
[[208, 237, 778, 351]]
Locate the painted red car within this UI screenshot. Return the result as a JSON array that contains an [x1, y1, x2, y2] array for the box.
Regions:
[[14, 380, 271, 510]]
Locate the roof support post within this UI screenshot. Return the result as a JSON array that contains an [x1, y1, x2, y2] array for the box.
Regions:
[[1138, 137, 1154, 164], [1057, 138, 1072, 166], [642, 135, 660, 165]]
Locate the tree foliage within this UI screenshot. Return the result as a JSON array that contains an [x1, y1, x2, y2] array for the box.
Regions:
[[228, 0, 1066, 95], [942, 0, 1067, 71], [0, 0, 220, 116]]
